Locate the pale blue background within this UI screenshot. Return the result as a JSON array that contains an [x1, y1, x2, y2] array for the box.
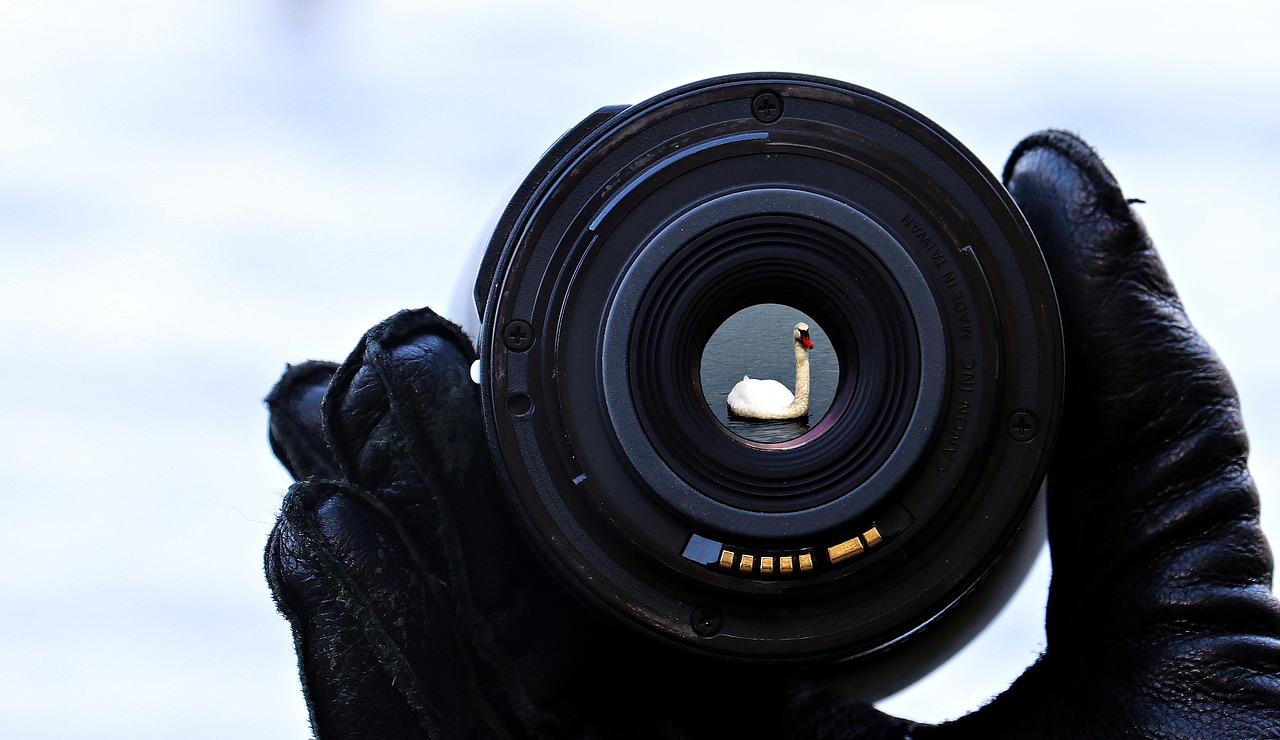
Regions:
[[2, 2, 1277, 736]]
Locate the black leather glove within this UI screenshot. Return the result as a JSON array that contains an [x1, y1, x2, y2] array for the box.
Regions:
[[264, 130, 1280, 738]]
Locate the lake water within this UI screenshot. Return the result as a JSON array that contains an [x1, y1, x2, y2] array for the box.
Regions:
[[699, 304, 838, 443]]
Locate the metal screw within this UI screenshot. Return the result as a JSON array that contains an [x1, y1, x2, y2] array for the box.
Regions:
[[1008, 410, 1039, 443], [751, 91, 782, 123], [506, 393, 532, 415], [502, 320, 534, 352], [690, 604, 723, 636]]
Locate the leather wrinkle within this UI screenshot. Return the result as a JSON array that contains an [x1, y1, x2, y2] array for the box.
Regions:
[[280, 478, 449, 738], [988, 129, 1280, 737], [361, 322, 559, 737], [314, 307, 563, 738]]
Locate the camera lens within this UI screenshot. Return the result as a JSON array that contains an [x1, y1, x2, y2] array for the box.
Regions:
[[473, 73, 1062, 683]]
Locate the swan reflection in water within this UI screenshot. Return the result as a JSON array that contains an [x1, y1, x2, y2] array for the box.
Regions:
[[700, 306, 837, 445], [719, 416, 814, 444]]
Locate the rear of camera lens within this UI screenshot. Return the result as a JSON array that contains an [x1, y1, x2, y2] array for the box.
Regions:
[[473, 73, 1062, 690]]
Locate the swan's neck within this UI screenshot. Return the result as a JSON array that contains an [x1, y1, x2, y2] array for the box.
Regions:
[[786, 342, 811, 417]]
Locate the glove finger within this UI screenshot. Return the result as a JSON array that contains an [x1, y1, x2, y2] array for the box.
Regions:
[[265, 476, 551, 738], [1003, 130, 1278, 640], [264, 360, 341, 480], [316, 307, 604, 723], [922, 130, 1280, 737]]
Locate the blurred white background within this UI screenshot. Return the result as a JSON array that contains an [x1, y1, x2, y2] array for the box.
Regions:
[[1, 1, 1277, 737]]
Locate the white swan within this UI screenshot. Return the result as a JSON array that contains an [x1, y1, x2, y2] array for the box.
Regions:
[[726, 322, 813, 420]]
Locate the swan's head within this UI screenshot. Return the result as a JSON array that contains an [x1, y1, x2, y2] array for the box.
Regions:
[[794, 322, 814, 350]]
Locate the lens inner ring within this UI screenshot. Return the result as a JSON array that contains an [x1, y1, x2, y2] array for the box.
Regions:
[[601, 188, 945, 540]]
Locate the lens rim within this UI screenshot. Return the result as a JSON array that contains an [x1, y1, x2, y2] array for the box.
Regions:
[[475, 72, 1063, 671]]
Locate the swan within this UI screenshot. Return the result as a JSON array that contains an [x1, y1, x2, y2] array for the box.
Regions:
[[726, 322, 813, 420]]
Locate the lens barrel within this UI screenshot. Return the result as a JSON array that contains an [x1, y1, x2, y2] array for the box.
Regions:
[[473, 73, 1062, 684]]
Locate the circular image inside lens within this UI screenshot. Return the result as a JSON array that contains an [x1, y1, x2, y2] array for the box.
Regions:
[[700, 304, 838, 444]]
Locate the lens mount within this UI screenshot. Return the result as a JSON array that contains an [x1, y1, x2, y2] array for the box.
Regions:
[[474, 73, 1062, 674], [606, 188, 945, 538]]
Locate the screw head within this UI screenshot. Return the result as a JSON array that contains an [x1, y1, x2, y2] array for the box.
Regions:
[[751, 91, 782, 123], [1008, 410, 1039, 443], [690, 604, 723, 636], [502, 319, 534, 352]]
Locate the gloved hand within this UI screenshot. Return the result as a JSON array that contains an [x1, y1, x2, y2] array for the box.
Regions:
[[263, 130, 1280, 738]]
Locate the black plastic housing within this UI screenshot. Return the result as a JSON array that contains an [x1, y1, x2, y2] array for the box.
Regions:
[[473, 73, 1062, 697]]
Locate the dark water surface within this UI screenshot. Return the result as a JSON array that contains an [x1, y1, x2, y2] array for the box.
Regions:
[[699, 304, 839, 443]]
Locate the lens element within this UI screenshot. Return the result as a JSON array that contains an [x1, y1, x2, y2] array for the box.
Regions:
[[700, 304, 835, 445]]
